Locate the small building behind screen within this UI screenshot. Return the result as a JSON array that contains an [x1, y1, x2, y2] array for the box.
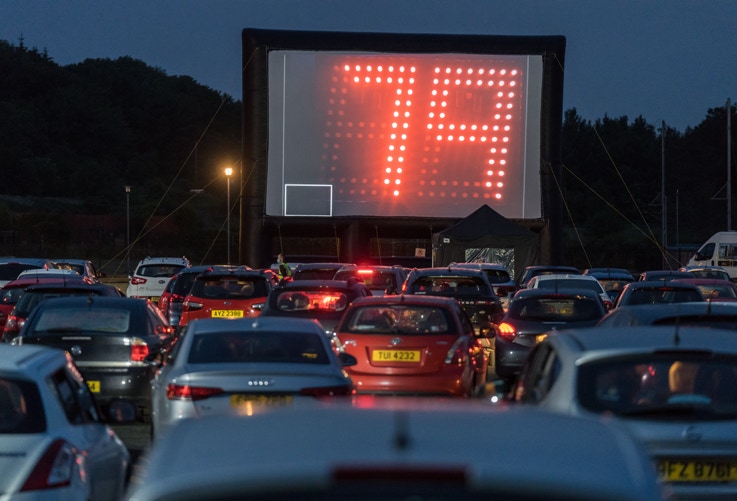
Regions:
[[241, 28, 566, 270]]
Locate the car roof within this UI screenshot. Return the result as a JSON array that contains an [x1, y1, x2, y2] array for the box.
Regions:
[[1, 276, 90, 288], [552, 325, 737, 355], [129, 402, 664, 501], [450, 262, 508, 270], [408, 267, 490, 277], [349, 295, 460, 307], [0, 257, 53, 266], [599, 301, 737, 323], [0, 343, 66, 374], [136, 256, 190, 266], [26, 295, 145, 309], [512, 288, 603, 300], [531, 273, 596, 281]]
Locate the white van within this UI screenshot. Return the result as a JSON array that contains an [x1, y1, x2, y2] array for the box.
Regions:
[[687, 231, 737, 279]]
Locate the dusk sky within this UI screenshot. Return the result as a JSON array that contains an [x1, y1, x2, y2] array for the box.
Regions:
[[2, 0, 735, 132]]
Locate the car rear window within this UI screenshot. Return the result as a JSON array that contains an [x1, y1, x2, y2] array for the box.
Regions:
[[137, 264, 185, 278], [190, 276, 269, 299], [482, 269, 512, 284], [628, 288, 703, 305], [511, 296, 601, 322], [334, 270, 396, 289], [32, 307, 131, 333], [275, 291, 348, 312], [0, 378, 46, 433], [188, 331, 329, 364], [410, 276, 489, 295], [536, 279, 601, 293], [345, 305, 453, 334], [577, 355, 737, 416]]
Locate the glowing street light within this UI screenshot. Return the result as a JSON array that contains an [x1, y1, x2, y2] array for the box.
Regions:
[[224, 167, 233, 265]]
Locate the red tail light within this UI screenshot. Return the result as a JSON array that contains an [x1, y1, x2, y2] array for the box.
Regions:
[[3, 315, 21, 335], [444, 338, 467, 365], [166, 384, 224, 401], [299, 384, 354, 398], [130, 277, 147, 285], [130, 337, 149, 362], [20, 439, 79, 492], [497, 322, 517, 342]]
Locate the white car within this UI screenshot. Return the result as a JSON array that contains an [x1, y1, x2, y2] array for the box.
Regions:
[[128, 401, 666, 501], [526, 272, 613, 309], [0, 344, 131, 500], [512, 325, 737, 500], [127, 256, 190, 301]]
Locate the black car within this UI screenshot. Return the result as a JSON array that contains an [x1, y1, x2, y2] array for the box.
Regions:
[[2, 282, 125, 343], [291, 263, 355, 281], [332, 264, 408, 296], [259, 279, 372, 335], [13, 296, 176, 422], [401, 267, 504, 336], [494, 288, 607, 384], [612, 280, 705, 308]]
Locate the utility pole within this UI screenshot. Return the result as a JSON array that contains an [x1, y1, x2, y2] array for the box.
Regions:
[[661, 121, 667, 268], [728, 98, 732, 230]]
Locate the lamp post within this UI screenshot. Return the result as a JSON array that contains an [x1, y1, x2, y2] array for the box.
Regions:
[[224, 167, 233, 265], [124, 185, 131, 274]]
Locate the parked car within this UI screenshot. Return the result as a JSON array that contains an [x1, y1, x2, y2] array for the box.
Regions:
[[0, 258, 55, 287], [127, 402, 666, 501], [51, 258, 104, 282], [670, 277, 737, 302], [449, 262, 517, 310], [678, 265, 732, 281], [333, 295, 488, 397], [515, 265, 579, 289], [178, 267, 276, 328], [13, 296, 176, 422], [2, 281, 125, 343], [525, 273, 613, 310], [127, 256, 191, 301], [637, 269, 695, 282], [291, 262, 355, 281], [259, 279, 372, 335], [150, 317, 355, 440], [332, 264, 408, 296], [510, 325, 737, 500], [582, 267, 635, 302], [494, 288, 607, 384], [0, 344, 132, 500], [0, 275, 93, 331], [613, 280, 705, 308], [597, 301, 737, 329], [157, 265, 237, 329]]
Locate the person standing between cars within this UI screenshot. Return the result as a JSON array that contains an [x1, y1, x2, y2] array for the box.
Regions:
[[277, 253, 292, 281]]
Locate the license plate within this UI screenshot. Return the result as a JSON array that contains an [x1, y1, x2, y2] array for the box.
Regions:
[[230, 394, 293, 408], [212, 310, 244, 318], [372, 350, 421, 362], [149, 296, 160, 302], [86, 380, 100, 393], [658, 459, 737, 482]]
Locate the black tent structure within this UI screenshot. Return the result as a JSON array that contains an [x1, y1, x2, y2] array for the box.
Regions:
[[434, 205, 539, 280]]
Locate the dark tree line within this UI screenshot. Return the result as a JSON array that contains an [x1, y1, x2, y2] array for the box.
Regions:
[[0, 39, 734, 273]]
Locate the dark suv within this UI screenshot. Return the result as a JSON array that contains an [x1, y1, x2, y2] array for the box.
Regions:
[[333, 264, 408, 296], [401, 267, 504, 336]]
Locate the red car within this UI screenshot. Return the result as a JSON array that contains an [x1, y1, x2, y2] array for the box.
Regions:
[[178, 268, 275, 328], [332, 295, 489, 397]]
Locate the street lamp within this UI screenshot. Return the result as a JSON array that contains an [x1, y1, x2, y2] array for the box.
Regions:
[[124, 186, 131, 275], [224, 167, 233, 265]]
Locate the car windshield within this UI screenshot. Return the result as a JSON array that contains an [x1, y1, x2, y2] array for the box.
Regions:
[[344, 305, 453, 334], [577, 355, 737, 418], [410, 276, 489, 296], [0, 264, 40, 280], [511, 296, 600, 322], [0, 378, 46, 433], [32, 307, 131, 333], [187, 331, 330, 364], [536, 279, 600, 293]]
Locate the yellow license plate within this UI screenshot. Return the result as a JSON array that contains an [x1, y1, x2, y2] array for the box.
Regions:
[[149, 297, 160, 302], [658, 460, 737, 482], [212, 310, 244, 318], [86, 380, 100, 393], [372, 350, 421, 362], [230, 394, 293, 407]]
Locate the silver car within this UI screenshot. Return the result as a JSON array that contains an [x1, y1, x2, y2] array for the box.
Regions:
[[511, 326, 737, 500], [150, 317, 356, 440]]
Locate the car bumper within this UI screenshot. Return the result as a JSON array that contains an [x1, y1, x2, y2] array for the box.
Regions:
[[494, 338, 532, 379], [80, 366, 155, 411], [347, 369, 474, 397]]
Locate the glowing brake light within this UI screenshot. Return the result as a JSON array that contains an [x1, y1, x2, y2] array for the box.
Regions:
[[497, 322, 517, 342], [130, 277, 147, 285], [166, 384, 225, 401], [444, 337, 467, 365], [130, 337, 149, 362]]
